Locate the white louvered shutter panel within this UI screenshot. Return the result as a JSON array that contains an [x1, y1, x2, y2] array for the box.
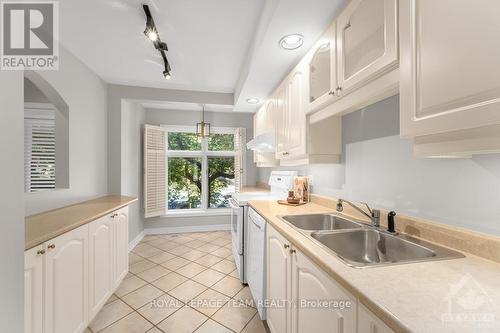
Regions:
[[24, 107, 56, 192], [234, 128, 246, 192], [144, 125, 166, 218]]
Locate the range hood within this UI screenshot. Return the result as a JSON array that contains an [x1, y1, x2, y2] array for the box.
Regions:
[[246, 132, 276, 152]]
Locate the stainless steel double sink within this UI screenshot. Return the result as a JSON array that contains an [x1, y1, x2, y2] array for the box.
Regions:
[[280, 213, 463, 268]]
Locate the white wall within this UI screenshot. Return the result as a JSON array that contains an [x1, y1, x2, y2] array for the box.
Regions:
[[121, 101, 146, 241], [0, 71, 25, 332], [259, 95, 500, 236], [24, 46, 109, 215]]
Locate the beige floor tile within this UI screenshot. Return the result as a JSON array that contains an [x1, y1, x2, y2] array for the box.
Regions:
[[146, 238, 169, 248], [148, 251, 176, 264], [211, 260, 236, 274], [189, 288, 230, 317], [167, 245, 192, 256], [155, 241, 178, 252], [115, 275, 148, 297], [137, 265, 171, 283], [223, 243, 232, 249], [186, 232, 207, 239], [194, 254, 223, 268], [146, 328, 163, 333], [211, 247, 232, 259], [197, 243, 221, 253], [100, 311, 153, 333], [212, 301, 257, 333], [160, 256, 190, 271], [211, 237, 232, 247], [136, 247, 164, 258], [129, 253, 145, 265], [211, 276, 244, 297], [233, 287, 256, 308], [180, 249, 207, 261], [84, 328, 92, 333], [132, 243, 156, 256], [191, 268, 226, 287], [176, 262, 206, 278], [121, 284, 164, 309], [241, 313, 267, 333], [197, 234, 219, 243], [168, 279, 207, 303], [228, 269, 239, 279], [142, 235, 161, 242], [157, 306, 208, 333], [172, 235, 196, 243], [184, 239, 207, 249], [152, 272, 188, 292], [225, 254, 235, 263], [194, 319, 233, 333], [105, 294, 118, 305], [137, 294, 183, 325], [125, 272, 135, 279], [129, 260, 157, 274], [89, 299, 133, 332]]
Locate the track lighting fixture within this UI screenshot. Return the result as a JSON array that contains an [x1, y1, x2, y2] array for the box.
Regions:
[[143, 4, 172, 80]]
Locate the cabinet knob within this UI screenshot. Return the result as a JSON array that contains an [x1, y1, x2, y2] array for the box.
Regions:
[[283, 152, 289, 156], [48, 244, 56, 250], [37, 249, 46, 255], [328, 90, 335, 95], [284, 244, 290, 249], [290, 249, 296, 254]]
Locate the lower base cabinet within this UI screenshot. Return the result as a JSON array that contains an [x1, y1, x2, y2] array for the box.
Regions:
[[24, 207, 129, 333], [266, 223, 394, 333]]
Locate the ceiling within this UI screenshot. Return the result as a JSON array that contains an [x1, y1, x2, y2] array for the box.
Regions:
[[59, 0, 346, 112]]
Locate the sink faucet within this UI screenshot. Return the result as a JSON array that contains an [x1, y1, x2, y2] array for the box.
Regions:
[[336, 199, 381, 228]]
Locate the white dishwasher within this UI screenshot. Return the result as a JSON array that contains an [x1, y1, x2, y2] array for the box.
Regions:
[[246, 207, 266, 319]]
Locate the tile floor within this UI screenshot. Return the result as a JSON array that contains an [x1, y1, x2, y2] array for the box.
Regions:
[[85, 231, 268, 333]]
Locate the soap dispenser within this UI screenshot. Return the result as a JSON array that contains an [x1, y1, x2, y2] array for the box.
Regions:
[[387, 211, 396, 233]]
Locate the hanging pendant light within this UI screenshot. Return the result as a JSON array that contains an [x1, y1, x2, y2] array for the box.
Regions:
[[196, 104, 211, 138]]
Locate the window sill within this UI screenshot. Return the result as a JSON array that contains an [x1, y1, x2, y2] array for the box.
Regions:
[[162, 209, 231, 218]]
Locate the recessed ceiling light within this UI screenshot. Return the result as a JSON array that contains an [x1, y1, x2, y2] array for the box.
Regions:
[[279, 34, 304, 50], [246, 98, 260, 104]]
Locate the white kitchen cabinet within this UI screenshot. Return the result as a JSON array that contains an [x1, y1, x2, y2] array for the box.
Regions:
[[44, 224, 89, 333], [291, 249, 357, 333], [253, 99, 279, 167], [308, 22, 337, 113], [113, 208, 129, 287], [24, 207, 130, 333], [266, 224, 292, 333], [400, 0, 500, 156], [266, 224, 357, 333], [336, 0, 398, 94], [89, 215, 114, 318], [358, 303, 395, 333], [275, 61, 342, 166], [24, 245, 45, 333]]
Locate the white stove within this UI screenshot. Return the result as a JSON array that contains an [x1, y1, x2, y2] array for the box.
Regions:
[[229, 171, 297, 284]]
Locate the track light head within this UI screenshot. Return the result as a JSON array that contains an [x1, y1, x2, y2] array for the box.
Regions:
[[163, 70, 171, 80], [144, 27, 158, 41]]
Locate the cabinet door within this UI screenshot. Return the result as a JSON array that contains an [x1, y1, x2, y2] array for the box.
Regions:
[[44, 225, 89, 333], [308, 22, 337, 112], [291, 250, 357, 333], [275, 83, 289, 159], [400, 0, 500, 138], [286, 67, 307, 159], [25, 246, 45, 333], [89, 215, 114, 318], [266, 224, 292, 333], [337, 0, 397, 93], [358, 303, 394, 333], [113, 208, 129, 288]]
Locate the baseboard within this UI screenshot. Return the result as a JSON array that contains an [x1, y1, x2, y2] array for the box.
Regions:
[[144, 224, 230, 235], [128, 231, 144, 252]]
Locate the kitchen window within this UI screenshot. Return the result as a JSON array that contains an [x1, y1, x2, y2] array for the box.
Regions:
[[163, 126, 245, 215]]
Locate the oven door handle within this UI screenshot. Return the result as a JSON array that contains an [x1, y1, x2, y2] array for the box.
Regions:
[[250, 216, 262, 231]]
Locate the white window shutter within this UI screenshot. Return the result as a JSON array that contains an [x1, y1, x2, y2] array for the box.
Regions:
[[24, 106, 56, 192], [234, 128, 246, 192], [144, 125, 166, 218]]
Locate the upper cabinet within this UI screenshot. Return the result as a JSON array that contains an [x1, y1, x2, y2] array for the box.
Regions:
[[400, 0, 500, 156], [337, 0, 398, 94], [308, 22, 337, 111], [253, 99, 279, 167]]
